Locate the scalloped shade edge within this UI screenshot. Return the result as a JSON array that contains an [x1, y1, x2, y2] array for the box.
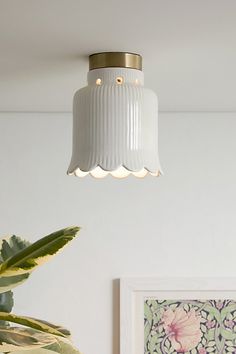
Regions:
[[67, 166, 163, 179]]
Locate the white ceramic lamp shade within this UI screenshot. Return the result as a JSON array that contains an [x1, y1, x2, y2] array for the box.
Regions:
[[67, 52, 162, 178]]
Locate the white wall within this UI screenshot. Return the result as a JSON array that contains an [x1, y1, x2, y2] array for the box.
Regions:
[[0, 112, 235, 354]]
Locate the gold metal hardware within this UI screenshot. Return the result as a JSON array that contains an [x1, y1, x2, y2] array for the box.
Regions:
[[89, 52, 142, 71]]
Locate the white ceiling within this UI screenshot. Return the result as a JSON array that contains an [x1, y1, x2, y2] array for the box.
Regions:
[[0, 0, 236, 112]]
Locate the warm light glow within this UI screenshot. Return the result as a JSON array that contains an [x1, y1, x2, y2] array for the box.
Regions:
[[96, 78, 102, 85], [132, 168, 149, 177], [111, 166, 131, 178], [116, 76, 124, 84], [74, 169, 89, 177], [69, 166, 161, 178], [90, 167, 108, 178]]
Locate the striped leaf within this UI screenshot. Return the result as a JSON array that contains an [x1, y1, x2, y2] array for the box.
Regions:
[[0, 235, 31, 294], [0, 291, 14, 326], [0, 236, 31, 263], [0, 326, 57, 352], [0, 312, 70, 338], [0, 291, 14, 313], [8, 349, 60, 354], [27, 317, 71, 337], [38, 341, 62, 353], [8, 338, 81, 354], [54, 337, 82, 354], [0, 227, 80, 288], [0, 273, 29, 294]]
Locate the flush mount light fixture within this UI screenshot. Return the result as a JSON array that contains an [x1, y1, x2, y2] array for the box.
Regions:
[[67, 52, 162, 178]]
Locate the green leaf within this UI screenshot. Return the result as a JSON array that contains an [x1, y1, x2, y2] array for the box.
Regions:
[[0, 291, 14, 327], [0, 227, 80, 281], [55, 338, 81, 354], [203, 304, 222, 323], [221, 328, 236, 340], [0, 291, 14, 312], [0, 236, 31, 263], [149, 300, 158, 312], [144, 302, 153, 324], [8, 350, 58, 354], [221, 304, 236, 319], [41, 341, 62, 353], [0, 273, 29, 294], [0, 235, 31, 294], [149, 334, 158, 353], [9, 342, 62, 354], [0, 326, 57, 352], [9, 338, 82, 354], [27, 317, 70, 337], [0, 312, 69, 338], [144, 321, 151, 350], [205, 328, 215, 341]]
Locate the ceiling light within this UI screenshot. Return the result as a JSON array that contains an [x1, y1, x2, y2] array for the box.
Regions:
[[67, 52, 162, 178]]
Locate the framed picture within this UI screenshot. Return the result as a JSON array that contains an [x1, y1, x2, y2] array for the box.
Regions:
[[120, 278, 236, 354]]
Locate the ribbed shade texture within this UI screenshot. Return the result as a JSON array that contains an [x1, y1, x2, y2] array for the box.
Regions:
[[67, 67, 162, 178]]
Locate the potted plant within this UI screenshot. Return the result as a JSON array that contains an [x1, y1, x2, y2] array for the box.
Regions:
[[0, 226, 81, 353]]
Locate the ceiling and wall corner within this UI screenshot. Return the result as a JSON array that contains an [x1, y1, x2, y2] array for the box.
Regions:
[[0, 0, 236, 113]]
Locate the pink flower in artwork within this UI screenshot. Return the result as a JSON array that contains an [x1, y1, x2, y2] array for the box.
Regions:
[[206, 320, 215, 329], [198, 348, 207, 354], [225, 319, 234, 329], [162, 307, 202, 352], [216, 300, 224, 310]]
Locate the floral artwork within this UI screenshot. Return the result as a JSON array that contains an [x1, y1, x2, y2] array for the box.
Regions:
[[144, 299, 236, 354]]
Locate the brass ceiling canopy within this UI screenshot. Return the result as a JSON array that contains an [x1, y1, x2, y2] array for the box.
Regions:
[[89, 52, 142, 71]]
